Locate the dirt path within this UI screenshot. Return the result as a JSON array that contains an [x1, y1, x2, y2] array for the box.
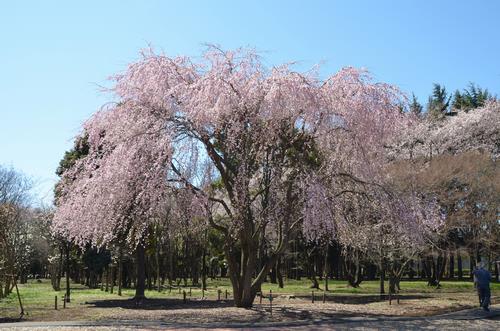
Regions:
[[0, 305, 498, 330]]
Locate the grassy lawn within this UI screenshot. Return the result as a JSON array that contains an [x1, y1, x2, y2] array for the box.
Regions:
[[0, 278, 498, 322], [259, 278, 500, 295]]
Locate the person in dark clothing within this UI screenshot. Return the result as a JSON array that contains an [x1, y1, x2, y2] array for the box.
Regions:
[[473, 262, 492, 312]]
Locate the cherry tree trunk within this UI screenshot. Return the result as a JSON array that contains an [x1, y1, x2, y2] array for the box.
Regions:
[[4, 276, 11, 297], [105, 268, 109, 292], [224, 226, 283, 308], [388, 274, 397, 295], [277, 258, 284, 289], [269, 267, 277, 284], [345, 254, 362, 288], [323, 246, 329, 291], [201, 246, 207, 291], [56, 247, 63, 290], [134, 243, 146, 300], [168, 240, 174, 288], [436, 253, 446, 285], [156, 246, 161, 292], [110, 267, 115, 294], [227, 263, 257, 307], [379, 264, 385, 298], [65, 244, 71, 302], [457, 252, 463, 280], [117, 247, 123, 296], [448, 250, 454, 279], [469, 252, 475, 280], [226, 238, 259, 308], [308, 251, 320, 289]]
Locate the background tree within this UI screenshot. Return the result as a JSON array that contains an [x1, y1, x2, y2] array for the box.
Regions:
[[53, 135, 90, 301], [427, 84, 451, 119], [0, 166, 32, 300], [452, 83, 494, 112], [409, 93, 423, 116], [390, 100, 500, 284]]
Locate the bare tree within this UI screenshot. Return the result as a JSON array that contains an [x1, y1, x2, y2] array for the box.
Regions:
[[0, 165, 32, 312]]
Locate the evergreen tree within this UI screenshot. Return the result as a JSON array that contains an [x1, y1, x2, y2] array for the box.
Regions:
[[427, 84, 450, 119], [409, 93, 423, 116], [452, 83, 493, 111], [452, 90, 464, 111]]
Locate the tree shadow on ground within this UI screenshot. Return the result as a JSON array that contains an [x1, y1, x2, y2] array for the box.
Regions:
[[0, 317, 23, 323], [86, 298, 271, 324], [85, 297, 236, 310], [278, 308, 358, 321], [294, 294, 432, 304]]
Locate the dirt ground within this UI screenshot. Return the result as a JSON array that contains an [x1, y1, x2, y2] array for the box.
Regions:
[[0, 305, 499, 331], [1, 292, 497, 326]]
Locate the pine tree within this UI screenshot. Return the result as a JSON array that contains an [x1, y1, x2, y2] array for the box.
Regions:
[[409, 93, 423, 116], [452, 83, 493, 111], [427, 83, 450, 119]]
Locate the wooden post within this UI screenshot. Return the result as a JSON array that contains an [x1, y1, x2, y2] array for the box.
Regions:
[[183, 290, 186, 303], [389, 292, 392, 305], [189, 288, 192, 297], [202, 288, 205, 299], [225, 289, 228, 300], [259, 292, 262, 305], [13, 276, 24, 316], [312, 291, 315, 303], [55, 296, 58, 310], [323, 291, 326, 303], [63, 294, 66, 309], [218, 289, 221, 301]]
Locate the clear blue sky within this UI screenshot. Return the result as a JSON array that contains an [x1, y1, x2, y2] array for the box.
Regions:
[[1, 0, 499, 204]]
